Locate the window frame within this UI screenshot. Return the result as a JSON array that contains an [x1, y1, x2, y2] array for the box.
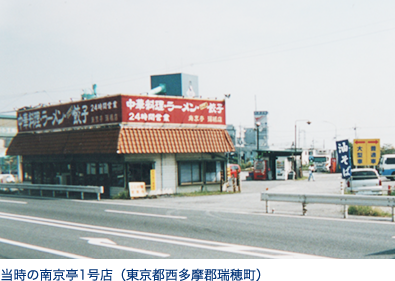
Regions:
[[178, 160, 224, 186]]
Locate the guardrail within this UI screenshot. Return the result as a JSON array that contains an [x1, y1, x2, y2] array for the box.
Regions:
[[261, 192, 395, 222], [0, 183, 104, 200]]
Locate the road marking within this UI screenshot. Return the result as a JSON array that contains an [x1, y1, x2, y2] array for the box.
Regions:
[[0, 199, 27, 204], [105, 209, 187, 220], [81, 237, 169, 257], [0, 237, 90, 259], [74, 199, 395, 226], [0, 212, 328, 259]]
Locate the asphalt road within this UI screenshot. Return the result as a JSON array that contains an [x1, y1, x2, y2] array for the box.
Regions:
[[1, 172, 395, 259]]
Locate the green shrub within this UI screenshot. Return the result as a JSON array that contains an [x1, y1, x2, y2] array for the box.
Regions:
[[112, 190, 130, 199], [348, 205, 391, 217]]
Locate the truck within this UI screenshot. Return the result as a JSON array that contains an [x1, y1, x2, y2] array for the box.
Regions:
[[253, 159, 267, 180], [311, 149, 333, 172]]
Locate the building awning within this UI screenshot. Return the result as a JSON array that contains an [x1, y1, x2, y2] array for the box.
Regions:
[[7, 127, 235, 156]]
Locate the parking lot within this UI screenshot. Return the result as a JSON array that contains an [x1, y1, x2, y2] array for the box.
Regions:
[[127, 171, 395, 222], [126, 172, 345, 218]]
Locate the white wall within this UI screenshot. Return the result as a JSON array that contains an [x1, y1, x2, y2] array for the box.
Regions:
[[156, 154, 177, 195], [124, 153, 178, 195]]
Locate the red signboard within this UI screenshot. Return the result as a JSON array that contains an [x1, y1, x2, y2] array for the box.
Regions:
[[121, 95, 226, 126], [17, 94, 226, 132]]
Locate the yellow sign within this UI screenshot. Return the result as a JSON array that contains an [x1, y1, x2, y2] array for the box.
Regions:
[[353, 139, 380, 166], [150, 169, 156, 191]]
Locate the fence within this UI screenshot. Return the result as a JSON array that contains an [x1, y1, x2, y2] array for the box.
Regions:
[[0, 183, 104, 200], [261, 192, 395, 222]]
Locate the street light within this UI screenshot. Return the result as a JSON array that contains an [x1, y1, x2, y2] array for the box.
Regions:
[[295, 120, 311, 153], [294, 120, 311, 178]]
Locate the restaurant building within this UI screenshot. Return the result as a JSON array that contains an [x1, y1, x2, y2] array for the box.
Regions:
[[7, 94, 234, 197]]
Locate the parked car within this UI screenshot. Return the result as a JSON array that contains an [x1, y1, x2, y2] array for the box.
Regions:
[[228, 164, 241, 178], [346, 168, 382, 195], [378, 154, 395, 180]]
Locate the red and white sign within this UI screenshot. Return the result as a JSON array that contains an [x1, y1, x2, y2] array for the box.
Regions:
[[128, 182, 147, 198], [121, 95, 225, 126], [17, 95, 226, 132]]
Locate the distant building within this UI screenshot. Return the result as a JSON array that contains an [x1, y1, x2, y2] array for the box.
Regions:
[[226, 111, 269, 163], [226, 125, 236, 145]]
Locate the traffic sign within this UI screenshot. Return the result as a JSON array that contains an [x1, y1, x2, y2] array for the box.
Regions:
[[353, 139, 380, 166]]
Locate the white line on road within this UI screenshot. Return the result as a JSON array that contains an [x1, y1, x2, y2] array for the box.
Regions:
[[0, 199, 27, 204], [81, 237, 169, 257], [74, 199, 395, 226], [105, 209, 187, 220], [0, 237, 91, 259], [0, 212, 329, 259]]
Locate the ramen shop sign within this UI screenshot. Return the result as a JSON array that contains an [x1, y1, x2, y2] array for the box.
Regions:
[[121, 96, 225, 125], [17, 95, 226, 132]]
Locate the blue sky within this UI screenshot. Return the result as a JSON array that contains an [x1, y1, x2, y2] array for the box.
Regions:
[[1, 0, 395, 150]]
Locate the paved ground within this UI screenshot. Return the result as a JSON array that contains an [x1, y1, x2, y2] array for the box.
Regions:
[[100, 171, 395, 222], [126, 172, 350, 219]]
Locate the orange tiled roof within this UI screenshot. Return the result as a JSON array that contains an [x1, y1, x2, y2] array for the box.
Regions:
[[7, 127, 234, 155], [118, 127, 234, 154]]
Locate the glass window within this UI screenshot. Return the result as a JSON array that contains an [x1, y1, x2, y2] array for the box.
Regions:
[[205, 162, 217, 183], [96, 163, 109, 187], [99, 163, 109, 174], [54, 163, 71, 185], [385, 158, 395, 165], [128, 163, 152, 187], [180, 162, 192, 183], [111, 163, 124, 187], [73, 163, 86, 186], [43, 163, 55, 184], [87, 163, 97, 175], [141, 163, 152, 186], [205, 161, 224, 183], [191, 163, 200, 182], [23, 163, 32, 183], [352, 171, 378, 180], [179, 162, 202, 184], [314, 157, 327, 163], [33, 163, 43, 184]]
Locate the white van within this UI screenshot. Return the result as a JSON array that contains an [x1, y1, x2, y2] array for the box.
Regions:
[[378, 154, 395, 180]]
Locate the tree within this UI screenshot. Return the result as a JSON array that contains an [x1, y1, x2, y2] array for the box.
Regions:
[[381, 143, 395, 155]]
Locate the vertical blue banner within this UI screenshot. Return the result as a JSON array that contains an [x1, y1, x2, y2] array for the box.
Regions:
[[336, 140, 351, 179]]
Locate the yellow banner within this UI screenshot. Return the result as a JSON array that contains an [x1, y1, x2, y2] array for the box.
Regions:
[[353, 139, 380, 166], [150, 169, 156, 191]]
